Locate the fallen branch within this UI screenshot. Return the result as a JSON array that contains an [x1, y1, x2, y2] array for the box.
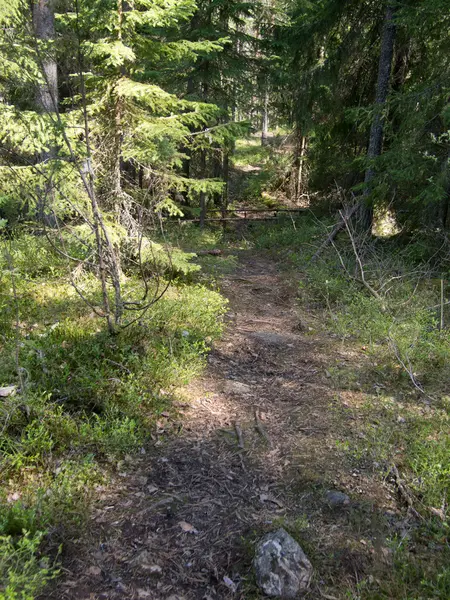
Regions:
[[233, 421, 244, 449], [310, 203, 358, 262], [341, 210, 387, 310], [254, 408, 271, 446], [391, 464, 423, 520], [195, 249, 223, 256], [388, 335, 433, 401]]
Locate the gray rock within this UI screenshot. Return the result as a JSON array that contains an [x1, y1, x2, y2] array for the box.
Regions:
[[132, 550, 162, 575], [325, 490, 350, 508], [254, 528, 312, 598], [223, 380, 252, 396], [0, 385, 16, 397], [250, 332, 290, 346]]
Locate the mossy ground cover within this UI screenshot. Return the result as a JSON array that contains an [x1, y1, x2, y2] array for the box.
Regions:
[[0, 233, 228, 599], [1, 211, 449, 599], [245, 215, 450, 598]]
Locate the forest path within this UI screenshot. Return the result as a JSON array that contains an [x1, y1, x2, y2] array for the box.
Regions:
[[59, 250, 388, 600]]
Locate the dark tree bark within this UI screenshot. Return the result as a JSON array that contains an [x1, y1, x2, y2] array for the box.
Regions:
[[361, 3, 396, 231]]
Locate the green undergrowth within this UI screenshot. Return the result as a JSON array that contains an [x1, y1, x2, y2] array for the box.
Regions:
[[232, 137, 272, 169], [231, 137, 289, 207], [248, 215, 450, 598], [0, 233, 228, 598]]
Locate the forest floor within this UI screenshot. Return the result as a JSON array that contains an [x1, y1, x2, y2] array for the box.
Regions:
[[55, 248, 402, 600]]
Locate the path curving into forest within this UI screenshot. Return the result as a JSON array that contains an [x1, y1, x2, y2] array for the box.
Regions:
[[57, 251, 391, 600]]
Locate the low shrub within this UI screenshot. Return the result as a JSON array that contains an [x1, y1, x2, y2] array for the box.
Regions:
[[0, 232, 228, 598]]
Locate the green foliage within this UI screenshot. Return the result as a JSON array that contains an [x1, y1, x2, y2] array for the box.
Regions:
[[408, 420, 450, 507], [0, 230, 227, 597], [0, 532, 58, 600], [249, 215, 449, 598], [231, 138, 290, 205], [252, 216, 449, 499], [271, 0, 450, 227]]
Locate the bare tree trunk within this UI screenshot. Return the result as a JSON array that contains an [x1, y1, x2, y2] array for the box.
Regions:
[[294, 132, 308, 202], [361, 3, 396, 231], [33, 0, 58, 115], [440, 149, 450, 229], [261, 88, 269, 146], [199, 149, 207, 228], [112, 88, 124, 205], [111, 0, 125, 210], [32, 0, 58, 225], [222, 150, 229, 229]]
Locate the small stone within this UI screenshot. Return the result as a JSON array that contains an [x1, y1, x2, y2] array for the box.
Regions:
[[325, 490, 350, 508], [250, 331, 289, 346], [132, 550, 162, 575], [0, 385, 16, 397], [223, 381, 252, 396], [254, 528, 312, 598]]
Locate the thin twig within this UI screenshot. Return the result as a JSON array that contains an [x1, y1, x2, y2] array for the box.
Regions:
[[341, 210, 386, 310]]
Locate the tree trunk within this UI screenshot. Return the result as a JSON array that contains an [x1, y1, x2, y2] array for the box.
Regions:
[[261, 88, 269, 146], [32, 0, 58, 225], [440, 149, 450, 229], [112, 88, 123, 205], [222, 150, 229, 228], [361, 3, 396, 232], [111, 0, 125, 209], [293, 130, 307, 202], [33, 0, 58, 115], [199, 149, 207, 228]]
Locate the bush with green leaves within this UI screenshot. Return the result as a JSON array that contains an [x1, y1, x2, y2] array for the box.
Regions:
[[0, 227, 228, 598], [0, 532, 58, 600]]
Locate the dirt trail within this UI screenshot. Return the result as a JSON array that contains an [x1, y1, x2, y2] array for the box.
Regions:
[[58, 251, 390, 600]]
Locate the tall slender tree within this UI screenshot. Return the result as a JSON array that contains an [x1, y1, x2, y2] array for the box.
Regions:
[[360, 2, 396, 231]]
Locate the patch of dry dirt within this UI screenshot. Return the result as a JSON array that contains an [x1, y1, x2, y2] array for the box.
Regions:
[[55, 252, 399, 600]]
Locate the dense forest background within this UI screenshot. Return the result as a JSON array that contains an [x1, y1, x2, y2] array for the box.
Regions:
[[0, 1, 449, 598], [2, 0, 449, 237]]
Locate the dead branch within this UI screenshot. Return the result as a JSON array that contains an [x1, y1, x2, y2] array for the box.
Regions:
[[310, 203, 358, 262], [233, 421, 244, 449], [388, 334, 433, 401], [341, 210, 386, 309], [391, 464, 423, 520], [195, 249, 223, 256], [254, 408, 271, 445]]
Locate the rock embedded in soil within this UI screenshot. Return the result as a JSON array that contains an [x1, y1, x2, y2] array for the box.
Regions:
[[325, 490, 350, 508], [250, 331, 290, 346], [0, 385, 16, 397], [132, 550, 162, 575], [223, 380, 252, 396], [254, 528, 312, 598]]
